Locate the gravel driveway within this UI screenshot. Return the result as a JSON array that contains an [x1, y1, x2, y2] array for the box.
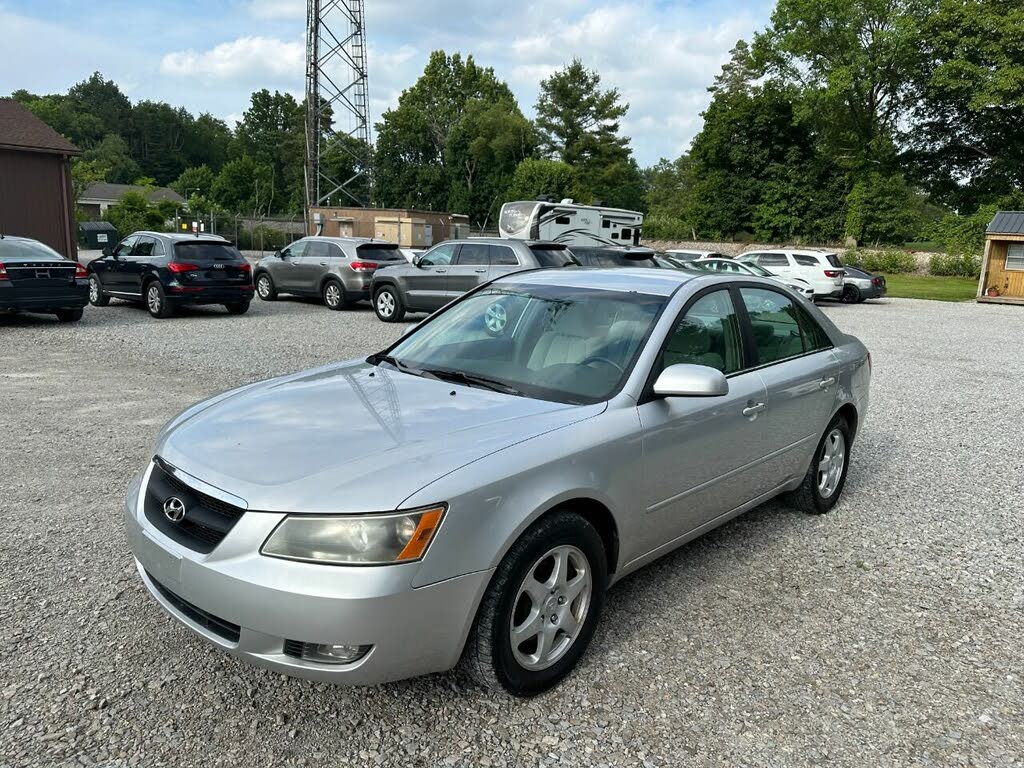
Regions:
[[1, 295, 1022, 767]]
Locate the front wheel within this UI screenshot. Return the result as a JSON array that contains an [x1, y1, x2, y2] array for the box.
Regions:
[[255, 273, 276, 301], [88, 275, 110, 307], [374, 285, 405, 322], [461, 510, 607, 696], [784, 414, 852, 514]]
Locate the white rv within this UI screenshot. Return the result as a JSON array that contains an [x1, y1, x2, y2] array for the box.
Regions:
[[499, 199, 643, 247]]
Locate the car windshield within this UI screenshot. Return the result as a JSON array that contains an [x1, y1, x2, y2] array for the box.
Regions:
[[741, 262, 774, 277], [174, 242, 244, 262], [382, 283, 667, 404]]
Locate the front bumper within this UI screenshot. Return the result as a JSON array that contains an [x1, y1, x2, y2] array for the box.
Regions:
[[124, 467, 492, 684]]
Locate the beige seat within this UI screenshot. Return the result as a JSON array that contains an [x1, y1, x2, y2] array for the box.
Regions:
[[528, 304, 603, 370]]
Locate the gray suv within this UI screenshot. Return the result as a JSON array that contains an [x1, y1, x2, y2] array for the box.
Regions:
[[370, 238, 577, 322], [254, 237, 405, 310]]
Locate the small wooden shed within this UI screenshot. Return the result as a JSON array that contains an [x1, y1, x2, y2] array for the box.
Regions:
[[978, 212, 1024, 304]]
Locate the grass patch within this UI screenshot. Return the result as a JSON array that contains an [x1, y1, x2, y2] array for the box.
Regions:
[[882, 274, 978, 302]]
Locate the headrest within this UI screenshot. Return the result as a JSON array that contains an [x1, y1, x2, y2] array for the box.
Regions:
[[667, 319, 709, 355]]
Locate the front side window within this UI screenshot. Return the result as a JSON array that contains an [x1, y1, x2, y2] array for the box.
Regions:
[[420, 243, 456, 266], [282, 240, 308, 259], [113, 236, 137, 258], [386, 284, 666, 404], [1007, 243, 1024, 270], [659, 289, 743, 376], [741, 287, 814, 365]]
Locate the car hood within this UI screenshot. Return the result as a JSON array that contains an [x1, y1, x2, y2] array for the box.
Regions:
[[156, 361, 604, 513]]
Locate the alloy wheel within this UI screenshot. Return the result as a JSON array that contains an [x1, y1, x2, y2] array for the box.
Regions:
[[484, 302, 507, 335], [817, 428, 846, 498], [89, 277, 100, 303], [147, 285, 162, 314], [325, 283, 342, 308], [509, 545, 592, 671], [376, 290, 395, 318], [257, 276, 271, 299]]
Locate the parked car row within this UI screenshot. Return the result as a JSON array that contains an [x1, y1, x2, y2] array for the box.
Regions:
[[1, 231, 886, 325]]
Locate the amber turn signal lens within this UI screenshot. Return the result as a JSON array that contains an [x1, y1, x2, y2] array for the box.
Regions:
[[396, 507, 445, 561]]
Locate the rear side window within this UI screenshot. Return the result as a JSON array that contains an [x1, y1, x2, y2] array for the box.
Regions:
[[793, 304, 833, 351], [305, 241, 332, 260], [174, 242, 244, 262], [530, 245, 577, 267], [740, 287, 811, 365], [132, 238, 155, 257], [356, 244, 404, 261], [490, 245, 518, 266], [759, 253, 789, 267], [455, 243, 489, 266], [794, 255, 818, 266]]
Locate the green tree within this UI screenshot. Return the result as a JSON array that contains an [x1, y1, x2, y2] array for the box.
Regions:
[[908, 0, 1024, 211], [171, 165, 216, 201], [70, 159, 107, 213], [843, 172, 921, 244], [81, 134, 142, 184], [12, 91, 105, 148], [127, 100, 189, 184], [67, 72, 132, 138], [234, 90, 304, 212], [212, 156, 276, 216], [182, 114, 234, 173], [104, 190, 166, 235], [374, 51, 520, 214], [534, 59, 644, 210], [506, 159, 578, 203]]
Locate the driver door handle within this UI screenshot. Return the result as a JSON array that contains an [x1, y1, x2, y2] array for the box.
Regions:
[[742, 402, 766, 417], [474, 269, 487, 273], [319, 262, 328, 266], [434, 269, 448, 273], [819, 377, 837, 389]]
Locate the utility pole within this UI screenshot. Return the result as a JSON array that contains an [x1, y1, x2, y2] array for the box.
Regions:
[[305, 0, 372, 228]]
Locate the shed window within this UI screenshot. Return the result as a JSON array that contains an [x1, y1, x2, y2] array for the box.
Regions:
[[1007, 243, 1024, 271]]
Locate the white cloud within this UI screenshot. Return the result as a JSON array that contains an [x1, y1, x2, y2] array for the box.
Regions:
[[160, 36, 304, 82]]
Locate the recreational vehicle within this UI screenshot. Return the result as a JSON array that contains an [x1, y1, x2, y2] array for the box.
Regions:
[[499, 199, 643, 247]]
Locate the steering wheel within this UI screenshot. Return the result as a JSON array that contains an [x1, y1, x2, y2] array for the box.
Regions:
[[580, 356, 625, 375]]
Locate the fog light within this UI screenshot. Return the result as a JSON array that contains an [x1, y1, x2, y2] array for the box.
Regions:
[[310, 643, 371, 664]]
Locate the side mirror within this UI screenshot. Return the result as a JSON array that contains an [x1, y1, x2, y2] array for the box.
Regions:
[[102, 247, 112, 258], [653, 364, 729, 398], [413, 254, 424, 267]]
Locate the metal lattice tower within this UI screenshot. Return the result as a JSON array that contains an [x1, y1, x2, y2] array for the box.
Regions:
[[305, 0, 371, 213]]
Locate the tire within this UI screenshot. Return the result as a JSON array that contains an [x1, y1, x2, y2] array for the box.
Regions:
[[145, 281, 174, 319], [323, 278, 347, 311], [88, 275, 110, 307], [841, 285, 861, 304], [784, 414, 852, 515], [255, 272, 276, 301], [460, 510, 608, 696], [225, 301, 250, 315], [55, 308, 83, 323], [374, 285, 405, 323]]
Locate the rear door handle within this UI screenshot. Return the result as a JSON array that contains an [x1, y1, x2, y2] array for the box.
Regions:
[[319, 262, 328, 266], [819, 377, 837, 389], [742, 402, 766, 417], [474, 269, 487, 273], [434, 269, 448, 273]]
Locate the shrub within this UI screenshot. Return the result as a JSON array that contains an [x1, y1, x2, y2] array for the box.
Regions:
[[928, 252, 981, 278], [643, 214, 692, 241], [845, 249, 917, 273]]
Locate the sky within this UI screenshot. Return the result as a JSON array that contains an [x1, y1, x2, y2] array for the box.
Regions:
[[0, 0, 773, 166]]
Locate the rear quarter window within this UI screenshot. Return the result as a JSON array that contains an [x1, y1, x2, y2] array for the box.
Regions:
[[826, 253, 843, 268]]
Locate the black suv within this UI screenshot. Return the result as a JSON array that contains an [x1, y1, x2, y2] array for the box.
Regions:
[[88, 232, 254, 318]]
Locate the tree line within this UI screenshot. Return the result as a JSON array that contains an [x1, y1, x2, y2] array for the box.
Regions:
[[9, 0, 1022, 252]]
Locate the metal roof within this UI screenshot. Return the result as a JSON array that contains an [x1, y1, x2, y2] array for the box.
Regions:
[[987, 211, 1024, 235], [0, 99, 80, 155], [79, 221, 117, 231]]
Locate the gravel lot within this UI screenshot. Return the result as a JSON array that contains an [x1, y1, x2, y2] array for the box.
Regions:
[[1, 294, 1022, 767]]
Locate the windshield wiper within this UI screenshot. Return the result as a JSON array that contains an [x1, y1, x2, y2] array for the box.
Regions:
[[419, 368, 524, 396], [367, 352, 419, 375]]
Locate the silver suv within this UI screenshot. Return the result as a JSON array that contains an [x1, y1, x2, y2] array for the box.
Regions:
[[254, 237, 405, 310], [370, 238, 578, 322]]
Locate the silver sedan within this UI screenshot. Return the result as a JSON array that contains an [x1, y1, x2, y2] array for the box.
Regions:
[[125, 268, 870, 695]]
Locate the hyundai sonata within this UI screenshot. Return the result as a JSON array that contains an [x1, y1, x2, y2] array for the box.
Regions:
[[125, 268, 870, 695]]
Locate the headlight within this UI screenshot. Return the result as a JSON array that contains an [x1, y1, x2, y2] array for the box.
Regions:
[[260, 505, 446, 565]]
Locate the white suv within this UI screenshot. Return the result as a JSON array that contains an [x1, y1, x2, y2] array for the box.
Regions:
[[736, 249, 845, 299]]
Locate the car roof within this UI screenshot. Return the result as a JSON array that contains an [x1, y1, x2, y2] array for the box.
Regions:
[[749, 248, 834, 256], [493, 267, 701, 297], [131, 231, 230, 242], [303, 236, 399, 246]]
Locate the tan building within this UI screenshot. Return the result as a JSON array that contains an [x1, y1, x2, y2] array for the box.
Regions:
[[978, 211, 1024, 305], [308, 207, 470, 247]]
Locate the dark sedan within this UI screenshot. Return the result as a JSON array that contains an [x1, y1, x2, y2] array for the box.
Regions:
[[0, 235, 89, 322], [88, 232, 254, 318], [840, 266, 887, 303]]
